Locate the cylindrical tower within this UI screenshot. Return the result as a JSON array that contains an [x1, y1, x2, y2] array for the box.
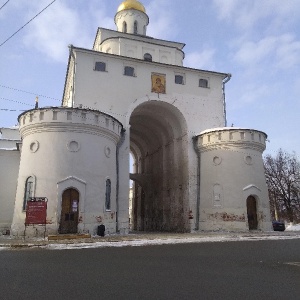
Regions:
[[11, 107, 123, 237], [196, 127, 272, 232], [115, 0, 149, 35]]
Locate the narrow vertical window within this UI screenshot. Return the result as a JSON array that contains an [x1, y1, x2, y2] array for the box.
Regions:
[[23, 176, 34, 210], [123, 21, 127, 33], [134, 21, 138, 34], [53, 111, 58, 120], [105, 179, 111, 211]]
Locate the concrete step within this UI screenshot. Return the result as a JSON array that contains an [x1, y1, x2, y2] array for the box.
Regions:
[[48, 234, 91, 241]]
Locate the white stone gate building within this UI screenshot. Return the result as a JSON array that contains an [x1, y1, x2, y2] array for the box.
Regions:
[[2, 0, 272, 236]]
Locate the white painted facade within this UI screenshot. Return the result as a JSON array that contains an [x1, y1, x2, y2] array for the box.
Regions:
[[0, 128, 20, 234], [10, 108, 122, 236], [4, 0, 272, 237], [197, 128, 271, 231]]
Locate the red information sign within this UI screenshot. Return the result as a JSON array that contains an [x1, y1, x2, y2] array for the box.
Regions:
[[25, 200, 47, 225]]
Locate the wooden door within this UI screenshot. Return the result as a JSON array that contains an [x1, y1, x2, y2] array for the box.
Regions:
[[59, 189, 79, 234], [247, 196, 258, 230]]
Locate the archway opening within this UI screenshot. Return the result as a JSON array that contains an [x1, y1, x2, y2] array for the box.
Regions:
[[247, 196, 258, 230], [129, 101, 189, 232]]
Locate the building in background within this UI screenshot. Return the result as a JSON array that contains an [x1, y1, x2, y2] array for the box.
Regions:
[[1, 0, 272, 237], [0, 127, 21, 234]]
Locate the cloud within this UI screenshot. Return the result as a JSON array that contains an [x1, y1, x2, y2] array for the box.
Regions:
[[146, 0, 176, 40], [21, 1, 110, 62], [212, 0, 239, 21], [275, 35, 300, 70], [233, 34, 300, 71], [19, 0, 178, 62], [213, 0, 300, 32], [184, 48, 216, 70], [239, 84, 271, 105]]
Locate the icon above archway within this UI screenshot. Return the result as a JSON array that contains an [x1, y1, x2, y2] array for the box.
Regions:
[[151, 73, 166, 94]]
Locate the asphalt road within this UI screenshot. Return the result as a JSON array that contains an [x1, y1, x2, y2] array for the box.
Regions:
[[0, 239, 300, 300]]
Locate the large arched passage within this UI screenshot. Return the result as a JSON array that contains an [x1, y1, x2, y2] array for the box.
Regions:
[[129, 101, 190, 232]]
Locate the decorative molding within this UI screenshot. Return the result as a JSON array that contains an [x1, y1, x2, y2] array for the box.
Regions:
[[20, 123, 121, 144], [104, 145, 111, 158], [29, 140, 39, 153], [198, 141, 266, 153], [67, 140, 80, 152], [213, 156, 222, 165], [244, 155, 253, 165], [243, 184, 261, 192]]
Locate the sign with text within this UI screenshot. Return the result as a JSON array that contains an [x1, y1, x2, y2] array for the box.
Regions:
[[25, 199, 47, 225]]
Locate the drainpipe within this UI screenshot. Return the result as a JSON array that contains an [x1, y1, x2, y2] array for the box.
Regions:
[[192, 136, 201, 231], [222, 73, 232, 127], [116, 128, 126, 232]]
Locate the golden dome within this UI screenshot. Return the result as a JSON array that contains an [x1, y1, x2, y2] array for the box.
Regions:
[[117, 0, 146, 13]]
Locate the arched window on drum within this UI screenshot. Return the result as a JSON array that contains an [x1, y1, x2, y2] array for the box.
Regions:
[[105, 179, 111, 211], [23, 176, 35, 210]]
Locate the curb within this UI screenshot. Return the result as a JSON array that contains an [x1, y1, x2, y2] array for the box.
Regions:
[[1, 232, 300, 249]]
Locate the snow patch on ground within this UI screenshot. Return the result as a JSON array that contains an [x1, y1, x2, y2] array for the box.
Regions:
[[44, 234, 300, 251], [285, 224, 300, 231]]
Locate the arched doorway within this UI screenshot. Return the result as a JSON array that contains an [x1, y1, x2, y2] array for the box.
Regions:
[[247, 196, 258, 230], [59, 188, 79, 234], [129, 101, 189, 232]]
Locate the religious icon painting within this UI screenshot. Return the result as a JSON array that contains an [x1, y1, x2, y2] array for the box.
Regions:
[[151, 73, 166, 94]]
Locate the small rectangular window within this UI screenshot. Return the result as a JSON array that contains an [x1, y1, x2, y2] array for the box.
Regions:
[[124, 66, 135, 76], [175, 75, 184, 85], [95, 61, 106, 72], [199, 78, 208, 88]]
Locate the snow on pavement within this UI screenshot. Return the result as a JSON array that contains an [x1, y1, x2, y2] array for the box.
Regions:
[[1, 224, 299, 251], [286, 224, 300, 231], [46, 233, 300, 251]]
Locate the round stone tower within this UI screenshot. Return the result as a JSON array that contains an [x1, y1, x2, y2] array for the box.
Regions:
[[11, 107, 123, 237], [115, 0, 149, 35], [196, 127, 272, 232]]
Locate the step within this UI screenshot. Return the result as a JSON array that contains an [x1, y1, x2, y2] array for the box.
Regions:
[[48, 234, 91, 241]]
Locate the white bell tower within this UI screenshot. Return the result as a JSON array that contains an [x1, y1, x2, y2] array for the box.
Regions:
[[115, 0, 149, 35]]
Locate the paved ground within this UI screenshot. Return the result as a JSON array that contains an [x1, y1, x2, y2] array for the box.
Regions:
[[1, 230, 300, 249], [1, 238, 300, 300]]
